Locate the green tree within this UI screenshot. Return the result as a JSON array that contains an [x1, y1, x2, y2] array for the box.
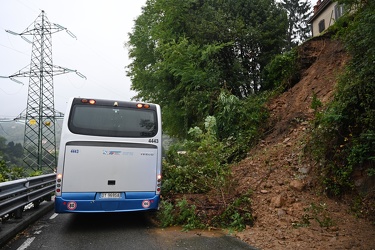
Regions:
[[280, 0, 312, 50], [5, 141, 24, 166], [127, 0, 287, 138], [7, 141, 23, 158]]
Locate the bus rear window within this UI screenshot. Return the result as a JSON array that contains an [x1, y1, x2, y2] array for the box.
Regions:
[[68, 105, 158, 137]]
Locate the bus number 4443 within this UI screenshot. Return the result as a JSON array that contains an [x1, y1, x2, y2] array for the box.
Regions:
[[149, 139, 158, 143]]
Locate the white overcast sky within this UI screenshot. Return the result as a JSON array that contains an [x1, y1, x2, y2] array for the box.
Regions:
[[0, 0, 147, 119]]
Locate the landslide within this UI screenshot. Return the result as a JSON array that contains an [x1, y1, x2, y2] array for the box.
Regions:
[[232, 34, 375, 249]]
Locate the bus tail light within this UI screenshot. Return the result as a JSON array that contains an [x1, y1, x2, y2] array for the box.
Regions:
[[56, 173, 63, 195], [156, 174, 162, 194]]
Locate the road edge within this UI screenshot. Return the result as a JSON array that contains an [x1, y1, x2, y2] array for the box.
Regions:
[[0, 201, 54, 247]]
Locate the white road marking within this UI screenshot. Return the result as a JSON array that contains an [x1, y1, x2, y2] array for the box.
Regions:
[[49, 213, 58, 220], [17, 237, 35, 250]]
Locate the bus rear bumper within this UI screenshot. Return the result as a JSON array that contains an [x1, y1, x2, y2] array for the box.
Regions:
[[55, 192, 160, 213]]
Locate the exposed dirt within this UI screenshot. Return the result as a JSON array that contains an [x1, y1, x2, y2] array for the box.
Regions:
[[231, 35, 375, 249]]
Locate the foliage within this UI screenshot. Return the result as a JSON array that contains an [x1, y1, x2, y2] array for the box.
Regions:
[[211, 193, 254, 231], [162, 92, 269, 194], [261, 48, 299, 91], [158, 199, 206, 230], [0, 136, 44, 181], [215, 91, 269, 162], [157, 200, 175, 227], [279, 0, 312, 50], [162, 116, 230, 194], [158, 89, 267, 229], [308, 0, 375, 195], [127, 0, 287, 137], [0, 136, 23, 165], [158, 194, 254, 232], [311, 92, 323, 112], [0, 159, 25, 182], [0, 135, 25, 182]]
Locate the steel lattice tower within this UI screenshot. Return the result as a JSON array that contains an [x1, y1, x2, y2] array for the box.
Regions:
[[23, 11, 56, 172], [2, 10, 84, 173]]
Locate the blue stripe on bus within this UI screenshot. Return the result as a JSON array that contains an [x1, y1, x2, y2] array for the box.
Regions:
[[55, 192, 160, 213]]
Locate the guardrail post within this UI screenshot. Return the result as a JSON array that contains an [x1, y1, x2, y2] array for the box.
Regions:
[[14, 207, 23, 219]]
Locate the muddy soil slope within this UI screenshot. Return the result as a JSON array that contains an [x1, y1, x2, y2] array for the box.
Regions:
[[233, 35, 375, 249]]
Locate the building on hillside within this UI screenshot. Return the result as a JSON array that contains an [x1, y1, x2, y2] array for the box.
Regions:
[[309, 0, 345, 37]]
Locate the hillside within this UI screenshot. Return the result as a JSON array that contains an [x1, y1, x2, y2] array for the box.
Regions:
[[0, 122, 25, 144], [231, 35, 375, 249], [0, 120, 63, 145]]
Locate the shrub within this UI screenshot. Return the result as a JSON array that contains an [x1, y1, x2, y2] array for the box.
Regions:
[[162, 116, 230, 194], [261, 49, 298, 92], [0, 159, 26, 182], [211, 193, 254, 231], [158, 198, 205, 230]]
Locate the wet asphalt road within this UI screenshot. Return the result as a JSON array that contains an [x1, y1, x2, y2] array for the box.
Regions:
[[3, 209, 257, 250]]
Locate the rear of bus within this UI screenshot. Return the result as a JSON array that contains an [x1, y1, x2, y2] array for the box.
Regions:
[[55, 98, 162, 213]]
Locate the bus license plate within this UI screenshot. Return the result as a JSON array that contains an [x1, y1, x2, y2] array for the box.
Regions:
[[100, 193, 121, 199]]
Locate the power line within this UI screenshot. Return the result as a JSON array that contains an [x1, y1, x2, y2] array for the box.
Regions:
[[0, 43, 29, 55]]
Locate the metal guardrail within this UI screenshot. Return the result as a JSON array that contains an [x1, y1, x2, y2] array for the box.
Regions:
[[0, 173, 56, 219]]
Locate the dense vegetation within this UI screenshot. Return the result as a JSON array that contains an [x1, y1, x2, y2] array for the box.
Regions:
[[0, 133, 46, 181], [127, 0, 288, 138], [0, 136, 25, 181], [308, 0, 375, 195]]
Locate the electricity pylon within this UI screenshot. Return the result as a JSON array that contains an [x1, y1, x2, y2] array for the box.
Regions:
[[1, 10, 85, 173]]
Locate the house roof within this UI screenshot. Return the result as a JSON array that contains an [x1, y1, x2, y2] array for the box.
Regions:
[[308, 0, 333, 23]]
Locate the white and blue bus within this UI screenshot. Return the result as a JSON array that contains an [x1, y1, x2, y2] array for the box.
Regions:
[[55, 97, 162, 213]]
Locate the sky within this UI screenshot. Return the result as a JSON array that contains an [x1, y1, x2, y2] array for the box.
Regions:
[[0, 0, 147, 119]]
